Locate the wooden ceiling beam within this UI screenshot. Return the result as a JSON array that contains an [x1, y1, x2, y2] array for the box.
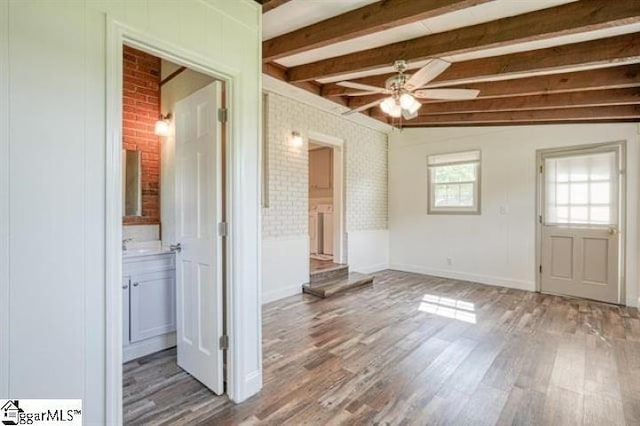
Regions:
[[414, 88, 640, 115], [377, 105, 640, 125], [322, 33, 640, 97], [289, 0, 640, 82], [263, 0, 491, 62], [346, 65, 640, 108], [262, 62, 347, 106], [261, 0, 293, 14]]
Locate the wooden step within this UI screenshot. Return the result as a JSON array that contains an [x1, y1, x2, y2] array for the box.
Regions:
[[310, 263, 349, 284], [303, 272, 374, 298]]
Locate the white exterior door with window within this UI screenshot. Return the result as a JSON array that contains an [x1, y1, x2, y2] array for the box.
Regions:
[[539, 145, 622, 304], [174, 81, 224, 394]]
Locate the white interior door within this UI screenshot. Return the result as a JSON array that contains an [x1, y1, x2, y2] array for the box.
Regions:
[[540, 147, 622, 304], [174, 81, 224, 394]]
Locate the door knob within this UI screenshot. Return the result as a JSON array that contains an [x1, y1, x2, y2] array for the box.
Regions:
[[132, 282, 139, 287], [122, 285, 128, 290], [608, 228, 618, 236], [170, 243, 182, 253]]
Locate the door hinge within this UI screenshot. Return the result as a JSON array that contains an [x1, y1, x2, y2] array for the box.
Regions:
[[539, 164, 543, 173], [218, 222, 229, 237], [539, 265, 542, 274], [219, 335, 229, 350], [539, 215, 543, 224], [218, 107, 228, 123]]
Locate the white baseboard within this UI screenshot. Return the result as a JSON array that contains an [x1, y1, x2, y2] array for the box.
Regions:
[[123, 333, 176, 363], [263, 284, 301, 304], [389, 263, 535, 292], [352, 263, 389, 274]]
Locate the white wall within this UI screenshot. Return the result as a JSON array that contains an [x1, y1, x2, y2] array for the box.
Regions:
[[0, 0, 262, 423], [262, 91, 389, 302], [389, 124, 639, 307]]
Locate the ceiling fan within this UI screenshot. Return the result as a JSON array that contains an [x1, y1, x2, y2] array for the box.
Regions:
[[339, 59, 480, 120]]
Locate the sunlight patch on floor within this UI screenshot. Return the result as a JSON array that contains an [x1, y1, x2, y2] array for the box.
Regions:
[[419, 294, 477, 323]]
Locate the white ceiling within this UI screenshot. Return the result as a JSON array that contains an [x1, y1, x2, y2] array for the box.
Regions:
[[262, 0, 379, 40], [262, 0, 640, 84]]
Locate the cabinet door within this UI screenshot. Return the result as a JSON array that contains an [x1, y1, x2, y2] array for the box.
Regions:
[[315, 148, 332, 189], [130, 270, 176, 342], [123, 276, 130, 346]]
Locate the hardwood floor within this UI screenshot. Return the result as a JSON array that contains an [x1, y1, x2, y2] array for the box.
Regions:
[[124, 270, 640, 425]]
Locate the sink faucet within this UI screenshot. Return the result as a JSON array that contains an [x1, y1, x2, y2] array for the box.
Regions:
[[122, 238, 133, 251]]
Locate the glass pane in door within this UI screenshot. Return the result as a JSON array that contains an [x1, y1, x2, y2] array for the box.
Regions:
[[545, 151, 618, 226]]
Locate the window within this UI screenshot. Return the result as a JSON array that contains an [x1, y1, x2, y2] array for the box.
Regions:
[[428, 150, 481, 214], [544, 151, 618, 226]]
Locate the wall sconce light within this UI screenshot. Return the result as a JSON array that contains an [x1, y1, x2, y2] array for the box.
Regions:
[[291, 131, 303, 147], [154, 113, 172, 137]]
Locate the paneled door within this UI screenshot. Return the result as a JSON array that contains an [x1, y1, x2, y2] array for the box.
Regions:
[[174, 81, 224, 394], [539, 145, 623, 304]]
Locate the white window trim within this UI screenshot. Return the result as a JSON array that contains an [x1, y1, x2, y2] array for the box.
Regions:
[[427, 150, 482, 215]]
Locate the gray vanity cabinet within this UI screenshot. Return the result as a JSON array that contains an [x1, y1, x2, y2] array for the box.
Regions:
[[129, 269, 176, 342], [122, 252, 177, 362]]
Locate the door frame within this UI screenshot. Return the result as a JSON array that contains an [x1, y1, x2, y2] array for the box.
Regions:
[[105, 21, 236, 424], [535, 141, 627, 305], [307, 131, 346, 264]]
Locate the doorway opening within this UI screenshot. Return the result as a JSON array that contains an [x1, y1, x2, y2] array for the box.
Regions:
[[307, 133, 345, 276], [536, 141, 626, 305], [118, 44, 229, 424]]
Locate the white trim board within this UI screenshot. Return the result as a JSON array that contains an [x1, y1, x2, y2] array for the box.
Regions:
[[389, 263, 535, 292], [263, 74, 392, 134], [0, 0, 9, 398]]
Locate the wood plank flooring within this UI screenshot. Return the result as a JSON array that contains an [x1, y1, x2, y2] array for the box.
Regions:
[[123, 270, 640, 425]]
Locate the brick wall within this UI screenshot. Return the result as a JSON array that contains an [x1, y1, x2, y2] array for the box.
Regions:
[[262, 92, 388, 239], [122, 46, 161, 225]]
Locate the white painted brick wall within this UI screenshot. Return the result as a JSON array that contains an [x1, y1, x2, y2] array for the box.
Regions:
[[262, 92, 388, 239]]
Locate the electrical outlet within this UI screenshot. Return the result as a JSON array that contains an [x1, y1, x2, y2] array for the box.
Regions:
[[446, 257, 453, 266]]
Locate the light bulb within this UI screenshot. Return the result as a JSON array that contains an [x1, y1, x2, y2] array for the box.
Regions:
[[380, 97, 395, 114], [389, 103, 402, 118], [154, 119, 170, 137], [291, 131, 303, 147], [408, 99, 422, 114], [400, 93, 415, 109]]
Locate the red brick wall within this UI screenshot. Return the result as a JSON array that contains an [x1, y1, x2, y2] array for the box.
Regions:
[[122, 46, 161, 225]]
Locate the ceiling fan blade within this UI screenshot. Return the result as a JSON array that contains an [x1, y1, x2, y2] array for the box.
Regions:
[[405, 59, 451, 91], [337, 81, 386, 93], [344, 91, 385, 97], [413, 88, 480, 100], [342, 99, 383, 115]]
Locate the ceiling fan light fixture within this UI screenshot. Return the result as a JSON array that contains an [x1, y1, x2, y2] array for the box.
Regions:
[[407, 99, 422, 115], [380, 97, 395, 114], [399, 93, 415, 110], [389, 103, 402, 118]]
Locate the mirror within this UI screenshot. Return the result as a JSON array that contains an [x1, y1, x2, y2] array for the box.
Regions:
[[122, 149, 141, 217]]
